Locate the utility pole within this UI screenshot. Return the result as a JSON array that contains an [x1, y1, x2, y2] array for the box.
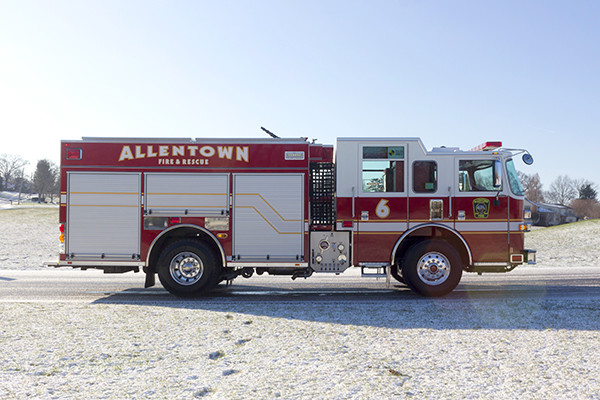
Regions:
[[17, 168, 24, 205]]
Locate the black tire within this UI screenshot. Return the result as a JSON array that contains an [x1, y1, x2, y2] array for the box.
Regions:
[[401, 240, 462, 297], [157, 240, 219, 297]]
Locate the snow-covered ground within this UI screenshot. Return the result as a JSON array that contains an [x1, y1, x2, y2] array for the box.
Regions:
[[0, 191, 35, 207], [525, 220, 600, 268], [1, 207, 600, 399], [1, 297, 598, 399], [0, 207, 57, 270]]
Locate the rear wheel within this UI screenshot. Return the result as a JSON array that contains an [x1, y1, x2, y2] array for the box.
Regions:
[[157, 240, 219, 296], [401, 240, 462, 297]]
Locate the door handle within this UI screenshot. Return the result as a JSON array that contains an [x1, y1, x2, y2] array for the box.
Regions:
[[351, 186, 355, 218]]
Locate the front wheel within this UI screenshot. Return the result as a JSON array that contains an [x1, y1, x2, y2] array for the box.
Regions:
[[390, 265, 405, 284], [401, 240, 463, 297], [157, 240, 219, 297]]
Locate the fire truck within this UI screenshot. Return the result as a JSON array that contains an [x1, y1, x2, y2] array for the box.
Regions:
[[51, 136, 536, 297]]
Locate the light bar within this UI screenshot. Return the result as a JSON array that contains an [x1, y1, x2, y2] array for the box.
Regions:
[[470, 141, 502, 152]]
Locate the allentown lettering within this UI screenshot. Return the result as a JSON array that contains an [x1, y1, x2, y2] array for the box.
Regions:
[[118, 145, 249, 163]]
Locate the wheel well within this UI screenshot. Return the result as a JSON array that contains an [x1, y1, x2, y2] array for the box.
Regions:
[[147, 226, 224, 273], [392, 225, 471, 270]]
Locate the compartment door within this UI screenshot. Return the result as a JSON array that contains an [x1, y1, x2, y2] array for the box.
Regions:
[[233, 174, 304, 262], [145, 173, 229, 216], [67, 172, 141, 259]]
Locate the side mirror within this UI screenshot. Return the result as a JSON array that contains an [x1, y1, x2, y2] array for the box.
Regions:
[[494, 159, 502, 188], [522, 153, 534, 165]]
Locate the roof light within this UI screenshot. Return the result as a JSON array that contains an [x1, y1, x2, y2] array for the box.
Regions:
[[470, 141, 502, 152]]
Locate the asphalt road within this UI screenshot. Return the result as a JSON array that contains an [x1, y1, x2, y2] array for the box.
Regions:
[[1, 266, 600, 304]]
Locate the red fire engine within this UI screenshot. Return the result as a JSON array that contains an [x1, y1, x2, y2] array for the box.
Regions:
[[51, 136, 536, 297]]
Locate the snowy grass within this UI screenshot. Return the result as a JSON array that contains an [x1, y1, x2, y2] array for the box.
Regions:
[[0, 207, 58, 270], [1, 298, 600, 399], [525, 219, 600, 267]]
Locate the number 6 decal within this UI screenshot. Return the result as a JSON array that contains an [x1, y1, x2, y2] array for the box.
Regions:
[[375, 199, 390, 219]]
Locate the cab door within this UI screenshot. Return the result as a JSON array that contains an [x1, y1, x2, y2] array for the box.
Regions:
[[453, 158, 509, 263], [354, 144, 408, 263]]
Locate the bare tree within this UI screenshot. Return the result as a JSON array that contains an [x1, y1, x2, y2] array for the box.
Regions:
[[518, 171, 544, 203], [546, 175, 577, 206], [33, 159, 56, 202], [569, 179, 599, 219], [571, 199, 600, 219], [0, 154, 28, 191]]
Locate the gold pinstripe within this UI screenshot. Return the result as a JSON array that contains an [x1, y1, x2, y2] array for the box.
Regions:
[[236, 206, 301, 235]]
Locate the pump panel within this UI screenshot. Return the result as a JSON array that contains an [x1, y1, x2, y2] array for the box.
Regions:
[[310, 231, 351, 272]]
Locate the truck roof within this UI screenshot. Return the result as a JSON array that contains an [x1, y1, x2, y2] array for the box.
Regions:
[[74, 137, 312, 144]]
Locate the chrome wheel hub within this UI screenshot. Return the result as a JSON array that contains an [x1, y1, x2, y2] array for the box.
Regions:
[[416, 252, 450, 286], [170, 252, 204, 285]]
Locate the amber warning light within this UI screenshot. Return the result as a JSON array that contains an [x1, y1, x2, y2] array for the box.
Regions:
[[58, 224, 65, 254]]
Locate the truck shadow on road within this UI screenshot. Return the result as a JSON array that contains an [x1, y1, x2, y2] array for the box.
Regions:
[[92, 282, 600, 331]]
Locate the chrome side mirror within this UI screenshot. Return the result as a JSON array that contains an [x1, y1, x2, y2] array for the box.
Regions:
[[494, 159, 502, 187], [522, 153, 534, 165]]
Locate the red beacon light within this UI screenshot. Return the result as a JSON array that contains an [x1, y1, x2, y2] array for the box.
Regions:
[[470, 141, 502, 152]]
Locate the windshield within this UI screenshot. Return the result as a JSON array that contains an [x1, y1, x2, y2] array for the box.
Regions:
[[506, 159, 524, 196]]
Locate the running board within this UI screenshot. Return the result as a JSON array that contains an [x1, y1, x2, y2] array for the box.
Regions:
[[360, 265, 388, 278], [360, 265, 392, 288]]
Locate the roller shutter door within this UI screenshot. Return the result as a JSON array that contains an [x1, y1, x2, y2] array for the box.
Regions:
[[233, 174, 304, 261], [144, 173, 229, 216], [67, 172, 141, 259]]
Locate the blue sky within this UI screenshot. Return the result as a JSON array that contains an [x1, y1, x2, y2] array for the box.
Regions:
[[1, 1, 599, 189]]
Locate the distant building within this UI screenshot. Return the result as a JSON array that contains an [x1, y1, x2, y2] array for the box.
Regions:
[[525, 199, 579, 226]]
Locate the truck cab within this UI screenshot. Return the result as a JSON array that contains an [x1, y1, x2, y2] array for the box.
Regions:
[[334, 138, 535, 296]]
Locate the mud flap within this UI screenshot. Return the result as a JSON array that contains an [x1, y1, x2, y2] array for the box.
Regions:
[[144, 269, 156, 288]]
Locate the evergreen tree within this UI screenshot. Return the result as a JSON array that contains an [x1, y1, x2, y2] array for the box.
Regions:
[[579, 183, 597, 201], [33, 159, 55, 202]]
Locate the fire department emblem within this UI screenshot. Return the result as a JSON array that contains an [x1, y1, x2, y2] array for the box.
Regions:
[[473, 198, 490, 219]]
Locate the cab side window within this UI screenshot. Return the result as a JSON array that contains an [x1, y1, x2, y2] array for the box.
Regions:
[[459, 160, 498, 192], [361, 146, 404, 193], [413, 161, 437, 193]]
